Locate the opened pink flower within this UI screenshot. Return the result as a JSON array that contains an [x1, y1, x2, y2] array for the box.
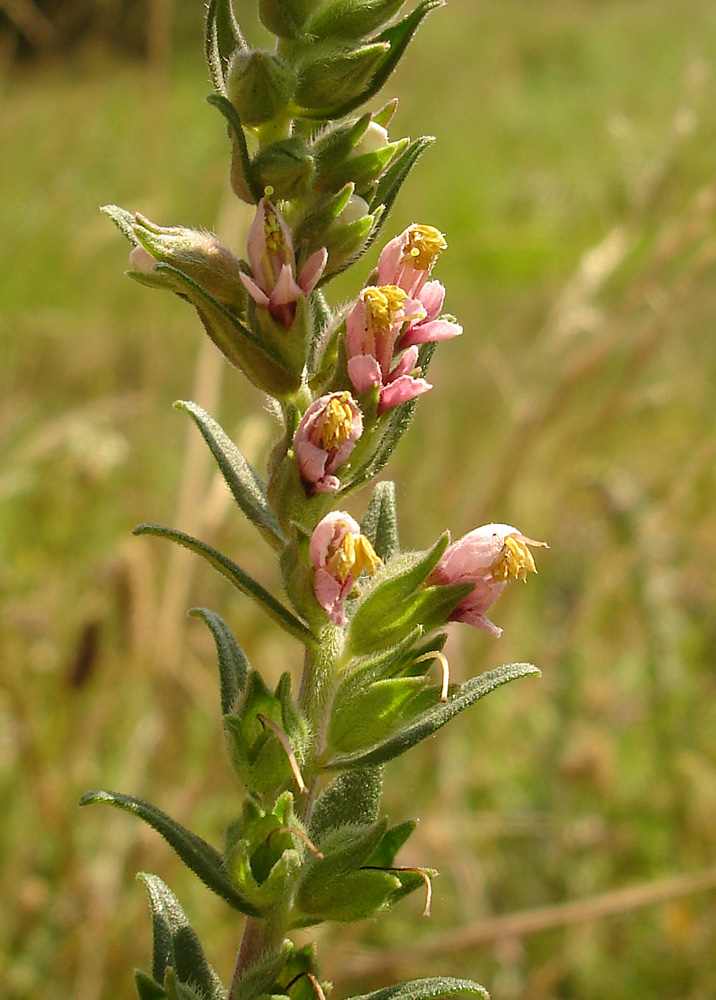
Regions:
[[310, 512, 381, 626], [240, 197, 327, 328], [428, 523, 548, 637], [346, 284, 432, 413], [294, 392, 363, 494]]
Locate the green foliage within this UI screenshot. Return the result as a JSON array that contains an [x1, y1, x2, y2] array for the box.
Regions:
[[136, 873, 225, 1000], [78, 791, 260, 915], [326, 662, 541, 768], [187, 608, 250, 714], [361, 480, 400, 561], [174, 400, 285, 548], [132, 523, 316, 646], [348, 979, 490, 1000]]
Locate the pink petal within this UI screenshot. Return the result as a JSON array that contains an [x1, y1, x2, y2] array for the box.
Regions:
[[348, 355, 382, 394], [376, 232, 406, 285], [269, 263, 302, 307], [388, 345, 419, 381], [378, 374, 432, 412], [451, 605, 503, 637], [298, 247, 328, 294], [239, 272, 270, 307], [310, 511, 361, 568], [313, 474, 341, 493], [245, 198, 268, 280], [418, 280, 445, 320], [399, 317, 462, 349], [313, 568, 348, 625], [296, 439, 328, 485]]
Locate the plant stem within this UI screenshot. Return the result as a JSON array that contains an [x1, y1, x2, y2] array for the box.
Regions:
[[228, 915, 284, 1000]]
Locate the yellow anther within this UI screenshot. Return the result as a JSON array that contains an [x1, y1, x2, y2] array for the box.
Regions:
[[327, 531, 381, 583], [361, 284, 407, 330], [316, 393, 354, 450], [491, 534, 548, 583], [402, 224, 447, 271], [263, 203, 286, 257]]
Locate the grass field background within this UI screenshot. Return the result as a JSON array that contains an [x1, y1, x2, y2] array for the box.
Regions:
[[3, 1, 716, 997]]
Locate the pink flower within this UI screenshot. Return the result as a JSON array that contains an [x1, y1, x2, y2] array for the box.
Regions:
[[294, 392, 363, 494], [377, 223, 448, 299], [428, 524, 548, 637], [240, 197, 327, 328], [377, 224, 461, 350], [346, 284, 432, 413], [310, 512, 381, 626]]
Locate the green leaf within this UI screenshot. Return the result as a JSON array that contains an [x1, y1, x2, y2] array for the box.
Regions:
[[313, 0, 444, 119], [366, 819, 416, 868], [135, 971, 166, 1000], [328, 676, 427, 753], [187, 608, 249, 714], [368, 135, 435, 238], [205, 0, 245, 93], [309, 767, 383, 841], [137, 873, 225, 1000], [175, 401, 285, 547], [79, 790, 260, 916], [296, 867, 401, 924], [326, 662, 541, 768], [206, 94, 262, 204], [347, 534, 450, 655], [132, 524, 316, 647], [361, 480, 399, 561], [348, 977, 489, 1000]]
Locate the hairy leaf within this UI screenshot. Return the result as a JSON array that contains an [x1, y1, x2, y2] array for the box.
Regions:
[[361, 480, 399, 561], [349, 977, 489, 1000], [79, 790, 260, 915], [188, 608, 249, 714]]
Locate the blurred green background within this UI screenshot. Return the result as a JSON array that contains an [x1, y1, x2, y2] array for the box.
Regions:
[[3, 1, 716, 998]]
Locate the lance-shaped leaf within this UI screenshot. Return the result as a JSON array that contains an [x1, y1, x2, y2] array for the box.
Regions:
[[78, 790, 260, 915], [361, 480, 400, 561], [205, 0, 245, 93], [326, 662, 541, 769], [188, 608, 249, 714], [349, 978, 489, 1000], [132, 524, 316, 647], [347, 533, 449, 655], [365, 819, 416, 868], [175, 400, 285, 548], [137, 873, 224, 1000], [135, 970, 166, 1000], [206, 93, 262, 204]]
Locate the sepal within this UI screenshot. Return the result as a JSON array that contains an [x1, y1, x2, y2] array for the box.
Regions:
[[295, 42, 390, 115], [224, 792, 302, 908], [309, 767, 383, 841], [306, 0, 407, 40], [227, 50, 295, 127], [346, 533, 450, 654], [326, 662, 542, 769], [224, 670, 310, 796], [259, 0, 319, 37], [205, 0, 245, 94], [252, 138, 315, 200]]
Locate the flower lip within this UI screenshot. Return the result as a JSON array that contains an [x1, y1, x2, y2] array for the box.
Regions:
[[429, 524, 548, 636], [310, 511, 381, 625]]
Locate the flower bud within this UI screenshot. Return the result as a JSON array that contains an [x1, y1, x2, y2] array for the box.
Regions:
[[310, 512, 381, 625], [295, 42, 389, 114], [294, 392, 363, 493], [259, 0, 319, 36], [252, 138, 315, 201], [427, 524, 548, 636], [227, 50, 295, 127], [307, 0, 407, 40]]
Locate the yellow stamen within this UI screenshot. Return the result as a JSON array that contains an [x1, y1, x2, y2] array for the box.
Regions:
[[490, 534, 548, 583], [326, 531, 381, 583], [263, 202, 286, 257], [361, 284, 407, 330], [316, 393, 354, 450], [402, 224, 447, 271]]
